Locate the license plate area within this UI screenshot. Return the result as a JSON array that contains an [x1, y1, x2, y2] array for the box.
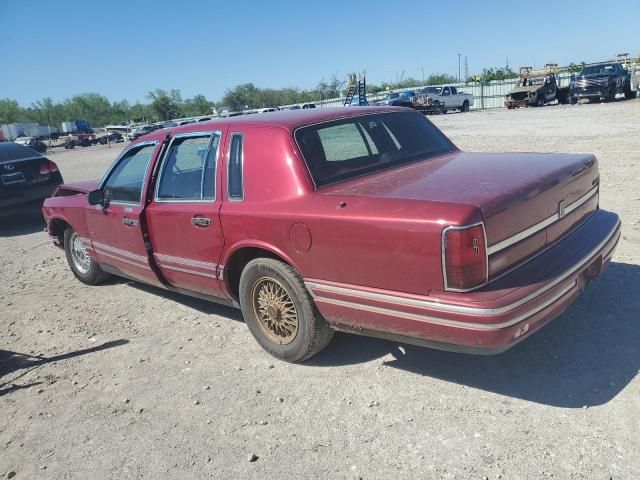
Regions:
[[1, 172, 26, 185]]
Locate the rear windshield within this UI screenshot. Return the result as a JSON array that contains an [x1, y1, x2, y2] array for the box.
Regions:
[[294, 111, 454, 187]]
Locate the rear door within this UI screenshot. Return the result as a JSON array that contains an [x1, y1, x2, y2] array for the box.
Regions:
[[85, 141, 159, 285], [145, 130, 227, 297]]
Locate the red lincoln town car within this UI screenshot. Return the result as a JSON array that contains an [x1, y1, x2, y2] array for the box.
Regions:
[[42, 107, 621, 362]]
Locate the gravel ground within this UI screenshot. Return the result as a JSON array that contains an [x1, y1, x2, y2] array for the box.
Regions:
[[1, 100, 639, 480]]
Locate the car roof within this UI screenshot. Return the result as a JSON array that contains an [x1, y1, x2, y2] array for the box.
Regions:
[[133, 106, 407, 143], [0, 142, 45, 163]]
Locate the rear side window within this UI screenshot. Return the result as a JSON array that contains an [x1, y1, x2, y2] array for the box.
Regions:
[[295, 111, 453, 187], [156, 133, 220, 201], [227, 133, 244, 200], [450, 87, 457, 94], [103, 143, 156, 204]]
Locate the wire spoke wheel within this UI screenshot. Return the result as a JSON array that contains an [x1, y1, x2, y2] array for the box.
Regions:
[[251, 277, 299, 345], [70, 232, 91, 274]]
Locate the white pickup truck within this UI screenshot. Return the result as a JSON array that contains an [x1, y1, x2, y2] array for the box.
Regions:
[[414, 85, 474, 113]]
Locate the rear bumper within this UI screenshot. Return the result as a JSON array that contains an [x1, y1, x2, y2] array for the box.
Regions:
[[306, 209, 621, 354], [0, 181, 61, 218]]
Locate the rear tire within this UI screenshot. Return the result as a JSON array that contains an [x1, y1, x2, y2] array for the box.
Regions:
[[461, 100, 469, 112], [239, 258, 333, 363], [624, 82, 634, 100], [536, 95, 545, 107], [605, 85, 616, 102], [63, 228, 110, 285]]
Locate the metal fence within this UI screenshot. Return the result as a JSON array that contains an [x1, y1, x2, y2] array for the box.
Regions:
[[282, 73, 575, 111]]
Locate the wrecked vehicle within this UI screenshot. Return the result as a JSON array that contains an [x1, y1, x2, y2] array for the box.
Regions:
[[505, 65, 570, 108], [569, 62, 633, 103], [414, 86, 473, 113]]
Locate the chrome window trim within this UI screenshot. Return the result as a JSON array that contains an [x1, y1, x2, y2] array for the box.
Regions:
[[441, 221, 489, 293], [305, 217, 620, 317], [227, 132, 245, 202], [153, 130, 222, 204], [98, 140, 159, 207], [487, 186, 599, 255]]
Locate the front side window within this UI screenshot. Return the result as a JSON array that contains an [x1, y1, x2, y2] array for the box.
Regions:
[[227, 133, 244, 200], [156, 133, 220, 201], [295, 112, 454, 187], [443, 87, 451, 96], [103, 143, 156, 204]]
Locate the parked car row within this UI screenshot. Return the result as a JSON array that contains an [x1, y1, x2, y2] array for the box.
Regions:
[[505, 62, 637, 108], [374, 86, 474, 114]]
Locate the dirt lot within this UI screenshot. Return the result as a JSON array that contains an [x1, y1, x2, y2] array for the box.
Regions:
[[2, 100, 639, 479]]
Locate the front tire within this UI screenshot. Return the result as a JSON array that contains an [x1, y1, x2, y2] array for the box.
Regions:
[[63, 228, 110, 285], [239, 258, 333, 362], [536, 95, 545, 107]]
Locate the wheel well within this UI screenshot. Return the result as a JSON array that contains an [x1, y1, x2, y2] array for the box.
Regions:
[[225, 247, 290, 300], [49, 218, 71, 244]]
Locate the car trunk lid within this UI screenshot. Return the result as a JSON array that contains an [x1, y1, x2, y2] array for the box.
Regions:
[[320, 151, 599, 278]]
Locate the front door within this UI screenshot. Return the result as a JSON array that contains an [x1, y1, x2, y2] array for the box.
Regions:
[[145, 130, 227, 298], [85, 141, 159, 285]]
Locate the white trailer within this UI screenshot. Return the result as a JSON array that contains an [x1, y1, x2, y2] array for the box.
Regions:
[[1, 123, 39, 140], [24, 125, 59, 138], [61, 121, 78, 133]]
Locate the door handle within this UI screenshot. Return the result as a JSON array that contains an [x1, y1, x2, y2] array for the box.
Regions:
[[122, 217, 138, 227], [191, 216, 211, 227]]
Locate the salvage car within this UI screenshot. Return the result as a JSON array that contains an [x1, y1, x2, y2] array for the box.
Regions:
[[42, 108, 620, 362], [1, 142, 63, 218], [505, 66, 570, 108], [14, 136, 47, 153], [374, 91, 414, 108], [569, 63, 633, 103], [416, 86, 473, 112]]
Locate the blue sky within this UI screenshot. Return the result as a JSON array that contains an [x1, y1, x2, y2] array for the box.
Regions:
[[1, 0, 638, 105]]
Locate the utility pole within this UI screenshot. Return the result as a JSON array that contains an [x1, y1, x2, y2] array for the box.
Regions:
[[457, 53, 462, 82], [464, 56, 469, 81]]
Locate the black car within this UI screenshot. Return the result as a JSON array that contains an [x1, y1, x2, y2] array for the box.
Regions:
[[0, 143, 63, 218], [374, 91, 414, 107], [570, 63, 633, 103]]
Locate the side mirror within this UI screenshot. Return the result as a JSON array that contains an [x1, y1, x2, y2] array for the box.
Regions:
[[88, 189, 105, 206]]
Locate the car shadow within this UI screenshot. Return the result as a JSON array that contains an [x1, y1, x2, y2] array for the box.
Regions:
[[125, 281, 244, 321], [0, 210, 45, 237], [309, 262, 640, 408], [0, 339, 129, 396]]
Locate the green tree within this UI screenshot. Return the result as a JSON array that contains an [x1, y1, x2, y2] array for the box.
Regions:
[[146, 89, 183, 120], [474, 66, 518, 82], [567, 62, 586, 74], [182, 94, 213, 117], [0, 99, 23, 124]]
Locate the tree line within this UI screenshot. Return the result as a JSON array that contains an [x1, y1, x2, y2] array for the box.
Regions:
[[0, 67, 518, 128]]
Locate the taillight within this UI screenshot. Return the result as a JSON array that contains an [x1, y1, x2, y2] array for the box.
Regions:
[[39, 161, 58, 175], [442, 223, 488, 291]]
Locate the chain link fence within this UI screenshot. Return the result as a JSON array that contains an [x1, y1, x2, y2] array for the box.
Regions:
[[283, 73, 575, 111]]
